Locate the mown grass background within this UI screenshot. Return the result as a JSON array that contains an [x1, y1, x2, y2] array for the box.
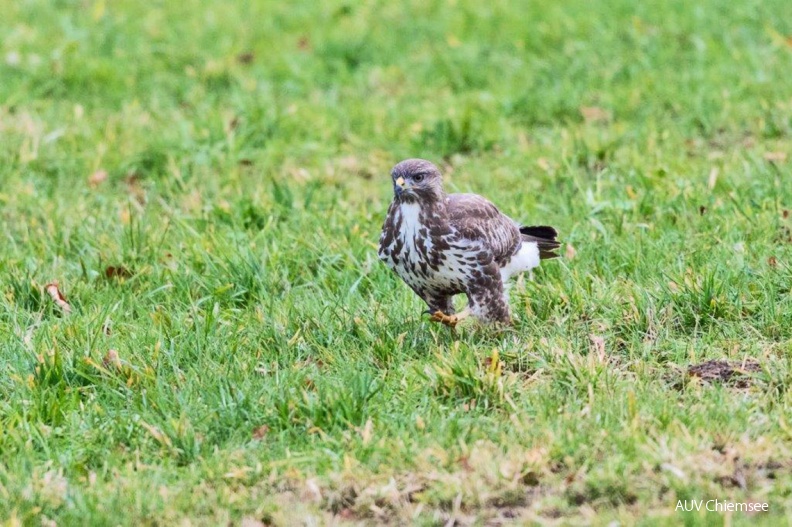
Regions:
[[1, 0, 792, 525]]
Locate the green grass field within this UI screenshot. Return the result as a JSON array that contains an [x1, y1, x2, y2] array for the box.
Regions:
[[2, 0, 792, 525]]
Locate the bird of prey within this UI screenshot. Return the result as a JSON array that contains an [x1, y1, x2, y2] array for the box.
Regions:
[[378, 159, 559, 327]]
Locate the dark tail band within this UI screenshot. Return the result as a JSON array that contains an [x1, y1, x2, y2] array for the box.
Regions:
[[519, 225, 561, 260]]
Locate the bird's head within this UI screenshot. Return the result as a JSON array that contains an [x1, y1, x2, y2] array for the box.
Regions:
[[390, 159, 444, 203]]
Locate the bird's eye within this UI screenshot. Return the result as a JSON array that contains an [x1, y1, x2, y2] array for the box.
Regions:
[[413, 173, 425, 183]]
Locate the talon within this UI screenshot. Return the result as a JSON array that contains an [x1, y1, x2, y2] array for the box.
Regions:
[[430, 310, 459, 328]]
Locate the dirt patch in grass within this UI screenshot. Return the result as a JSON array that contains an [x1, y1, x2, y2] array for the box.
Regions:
[[687, 359, 761, 388]]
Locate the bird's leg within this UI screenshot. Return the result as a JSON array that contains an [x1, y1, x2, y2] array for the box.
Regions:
[[430, 306, 471, 328]]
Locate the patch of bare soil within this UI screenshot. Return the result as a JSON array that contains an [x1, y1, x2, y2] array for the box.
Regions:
[[687, 359, 761, 388]]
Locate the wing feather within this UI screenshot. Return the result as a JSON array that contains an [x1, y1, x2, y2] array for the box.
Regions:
[[446, 193, 521, 265]]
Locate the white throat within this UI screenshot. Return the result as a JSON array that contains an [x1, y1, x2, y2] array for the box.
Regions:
[[398, 202, 422, 232]]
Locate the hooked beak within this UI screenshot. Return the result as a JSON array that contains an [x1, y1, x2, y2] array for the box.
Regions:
[[394, 176, 406, 196]]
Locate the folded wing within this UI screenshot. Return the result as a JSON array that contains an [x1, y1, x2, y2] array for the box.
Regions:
[[446, 193, 522, 265]]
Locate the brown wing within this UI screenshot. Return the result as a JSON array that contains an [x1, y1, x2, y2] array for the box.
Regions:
[[378, 201, 398, 261], [446, 193, 521, 265]]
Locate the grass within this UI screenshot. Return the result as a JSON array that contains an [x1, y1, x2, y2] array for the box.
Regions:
[[1, 0, 791, 524]]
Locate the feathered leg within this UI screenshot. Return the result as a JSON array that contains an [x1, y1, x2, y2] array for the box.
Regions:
[[424, 294, 455, 316], [429, 262, 511, 327], [466, 264, 511, 324]]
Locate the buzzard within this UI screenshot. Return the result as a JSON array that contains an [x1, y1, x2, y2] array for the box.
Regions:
[[378, 159, 559, 327]]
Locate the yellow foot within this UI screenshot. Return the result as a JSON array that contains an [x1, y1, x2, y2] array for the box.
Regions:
[[430, 307, 471, 328], [430, 310, 460, 328]]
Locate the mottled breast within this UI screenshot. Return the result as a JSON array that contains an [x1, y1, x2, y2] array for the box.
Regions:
[[379, 203, 471, 293]]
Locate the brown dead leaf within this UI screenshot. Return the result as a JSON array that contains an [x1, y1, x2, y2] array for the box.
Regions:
[[45, 282, 72, 314], [768, 256, 778, 267], [124, 172, 145, 204], [88, 169, 108, 188], [252, 425, 269, 440], [783, 209, 789, 219], [297, 36, 311, 51], [462, 399, 477, 412], [565, 243, 577, 260], [105, 266, 132, 279], [764, 151, 787, 163], [589, 335, 606, 359], [102, 349, 122, 370], [580, 106, 610, 123], [236, 52, 255, 65]]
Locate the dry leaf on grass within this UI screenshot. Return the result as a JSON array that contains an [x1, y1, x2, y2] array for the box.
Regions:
[[124, 172, 146, 204], [580, 106, 610, 123], [105, 266, 133, 279], [764, 151, 787, 163], [225, 116, 240, 133], [252, 425, 269, 440], [565, 243, 577, 260], [102, 349, 122, 370], [45, 282, 72, 314], [88, 169, 108, 187], [589, 335, 606, 359], [236, 52, 254, 64]]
